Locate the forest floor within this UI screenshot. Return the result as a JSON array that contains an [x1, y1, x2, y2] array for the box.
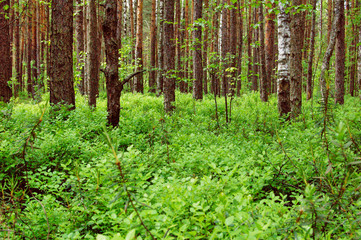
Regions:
[[1, 92, 361, 239]]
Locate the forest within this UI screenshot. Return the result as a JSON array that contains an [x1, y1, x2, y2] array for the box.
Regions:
[[1, 0, 361, 238]]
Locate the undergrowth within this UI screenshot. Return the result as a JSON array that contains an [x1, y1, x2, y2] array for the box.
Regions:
[[0, 92, 360, 239]]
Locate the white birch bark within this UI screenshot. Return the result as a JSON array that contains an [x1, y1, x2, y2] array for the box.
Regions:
[[277, 2, 291, 117]]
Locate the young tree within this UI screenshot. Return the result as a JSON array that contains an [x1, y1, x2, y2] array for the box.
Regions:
[[277, 2, 291, 118], [49, 0, 75, 109], [0, 0, 12, 102], [335, 0, 345, 104], [290, 0, 304, 118], [134, 0, 144, 93], [163, 0, 176, 112], [192, 0, 203, 100]]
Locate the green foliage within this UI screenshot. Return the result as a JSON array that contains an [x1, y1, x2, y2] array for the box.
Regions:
[[1, 92, 361, 239]]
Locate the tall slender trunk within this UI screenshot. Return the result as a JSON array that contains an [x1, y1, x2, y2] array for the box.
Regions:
[[192, 0, 203, 100], [163, 0, 176, 112], [236, 0, 243, 96], [76, 0, 85, 94], [252, 8, 259, 92], [103, 0, 120, 126], [203, 0, 209, 95], [247, 5, 252, 89], [259, 3, 268, 102], [27, 7, 33, 97], [157, 0, 164, 95], [149, 0, 157, 93], [221, 0, 229, 96], [88, 0, 99, 107], [277, 2, 291, 118], [290, 0, 304, 118], [327, 0, 333, 42], [0, 0, 12, 102], [49, 0, 75, 109], [306, 0, 317, 100], [134, 0, 144, 93], [335, 0, 345, 104], [265, 1, 275, 94]]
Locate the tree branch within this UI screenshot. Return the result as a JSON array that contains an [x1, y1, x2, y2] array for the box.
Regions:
[[120, 70, 146, 86]]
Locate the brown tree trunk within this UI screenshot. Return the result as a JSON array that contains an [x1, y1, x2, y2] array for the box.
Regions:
[[134, 0, 143, 93], [192, 0, 203, 100], [0, 0, 12, 102], [87, 0, 99, 107], [129, 0, 135, 63], [221, 0, 229, 96], [236, 0, 243, 96], [49, 0, 75, 109], [252, 8, 259, 92], [290, 0, 304, 118], [327, 0, 333, 42], [163, 0, 176, 112], [259, 4, 268, 102], [117, 0, 123, 49], [335, 0, 345, 104], [229, 2, 237, 97], [306, 0, 317, 100], [31, 0, 39, 90], [103, 0, 120, 126], [247, 5, 253, 88], [203, 0, 209, 95], [27, 7, 34, 98], [157, 0, 164, 95], [76, 0, 85, 94], [149, 0, 157, 93], [265, 1, 275, 94], [14, 2, 21, 96]]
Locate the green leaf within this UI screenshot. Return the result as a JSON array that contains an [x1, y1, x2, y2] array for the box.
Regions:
[[125, 229, 136, 240], [225, 216, 234, 226]]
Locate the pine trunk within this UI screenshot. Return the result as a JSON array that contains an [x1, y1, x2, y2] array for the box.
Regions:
[[192, 0, 203, 100], [335, 0, 345, 104], [149, 0, 157, 92], [134, 0, 144, 93], [259, 4, 268, 102], [49, 0, 75, 109], [306, 0, 317, 100]]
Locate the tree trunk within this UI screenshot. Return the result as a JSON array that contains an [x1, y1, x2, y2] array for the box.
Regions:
[[306, 0, 317, 100], [14, 3, 21, 96], [134, 0, 143, 93], [49, 0, 75, 109], [358, 17, 361, 96], [265, 1, 275, 94], [192, 0, 203, 100], [149, 0, 157, 93], [27, 9, 33, 97], [252, 8, 259, 92], [259, 3, 268, 102], [247, 5, 253, 88], [335, 0, 345, 104], [157, 0, 164, 95], [277, 2, 291, 118], [163, 0, 176, 112], [221, 0, 229, 96], [327, 0, 333, 42], [0, 0, 12, 102], [319, 0, 342, 100], [229, 2, 237, 97], [103, 0, 120, 126], [290, 0, 304, 118], [236, 0, 243, 96], [76, 0, 85, 95], [87, 0, 99, 107]]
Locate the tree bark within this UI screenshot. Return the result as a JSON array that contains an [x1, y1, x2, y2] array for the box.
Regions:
[[163, 0, 176, 112], [103, 0, 120, 126], [252, 8, 259, 92], [0, 0, 12, 102], [306, 0, 317, 100], [87, 0, 99, 107], [157, 0, 164, 95], [76, 0, 85, 94], [259, 3, 268, 102], [134, 0, 144, 93], [221, 0, 229, 96], [319, 0, 342, 100], [277, 2, 291, 118], [49, 0, 75, 109], [335, 0, 345, 104], [192, 0, 203, 100], [290, 0, 304, 118], [149, 0, 157, 93], [265, 1, 275, 94], [229, 2, 237, 97]]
